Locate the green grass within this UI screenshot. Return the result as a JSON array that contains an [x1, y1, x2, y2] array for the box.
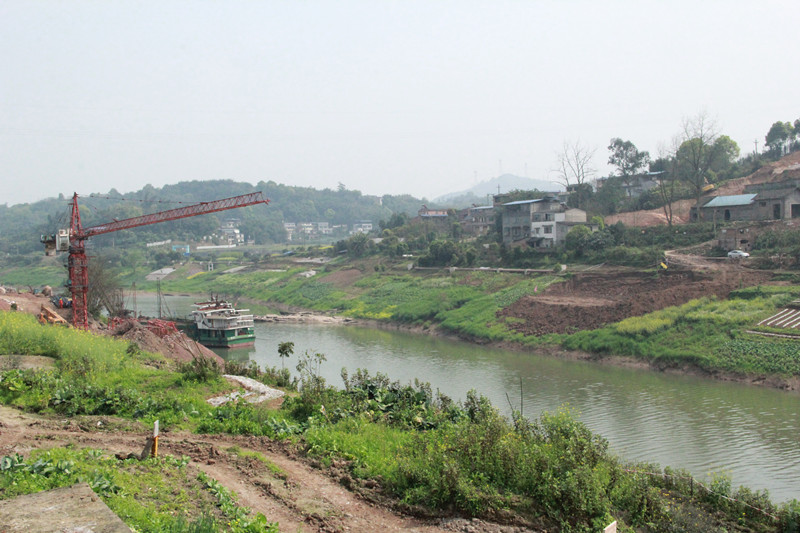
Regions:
[[0, 447, 275, 533], [0, 264, 66, 288], [305, 418, 412, 480], [562, 289, 800, 377], [0, 311, 229, 426]]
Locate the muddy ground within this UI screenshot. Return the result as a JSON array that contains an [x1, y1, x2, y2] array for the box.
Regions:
[[498, 267, 773, 336]]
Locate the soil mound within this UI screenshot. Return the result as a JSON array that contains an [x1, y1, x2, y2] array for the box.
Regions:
[[116, 322, 224, 365]]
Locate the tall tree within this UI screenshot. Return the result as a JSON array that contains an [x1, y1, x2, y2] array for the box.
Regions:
[[553, 140, 596, 209], [650, 140, 681, 227], [765, 121, 794, 157], [607, 138, 650, 196], [675, 113, 739, 207]]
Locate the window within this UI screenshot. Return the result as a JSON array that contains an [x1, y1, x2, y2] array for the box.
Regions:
[[543, 225, 553, 234]]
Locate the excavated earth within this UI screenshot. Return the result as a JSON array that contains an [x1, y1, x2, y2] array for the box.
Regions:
[[498, 268, 773, 336]]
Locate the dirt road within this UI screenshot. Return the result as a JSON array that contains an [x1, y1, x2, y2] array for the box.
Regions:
[[0, 405, 530, 533]]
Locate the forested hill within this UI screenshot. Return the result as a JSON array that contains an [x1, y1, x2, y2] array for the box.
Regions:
[[0, 179, 425, 253]]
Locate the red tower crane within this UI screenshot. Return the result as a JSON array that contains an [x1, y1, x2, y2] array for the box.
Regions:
[[42, 191, 269, 329]]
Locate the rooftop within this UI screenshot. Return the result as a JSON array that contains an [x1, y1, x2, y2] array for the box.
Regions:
[[702, 194, 757, 208]]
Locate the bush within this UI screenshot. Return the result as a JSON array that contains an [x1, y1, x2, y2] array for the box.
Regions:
[[180, 356, 221, 383]]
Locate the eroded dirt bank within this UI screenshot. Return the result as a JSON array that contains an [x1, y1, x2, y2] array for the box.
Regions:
[[0, 405, 534, 533]]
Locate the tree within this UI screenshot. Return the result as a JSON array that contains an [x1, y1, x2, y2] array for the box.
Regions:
[[553, 140, 596, 209], [87, 254, 123, 318], [765, 121, 794, 158], [565, 225, 591, 256], [277, 341, 294, 370], [675, 113, 739, 207], [591, 177, 625, 215], [651, 149, 679, 227], [607, 138, 650, 196], [379, 212, 409, 231], [346, 232, 371, 257]]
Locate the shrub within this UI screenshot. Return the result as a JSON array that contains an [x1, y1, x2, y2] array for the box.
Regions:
[[180, 356, 221, 383]]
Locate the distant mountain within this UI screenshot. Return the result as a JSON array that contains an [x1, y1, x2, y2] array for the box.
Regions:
[[434, 174, 563, 207]]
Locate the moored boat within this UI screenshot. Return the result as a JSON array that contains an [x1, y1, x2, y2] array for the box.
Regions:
[[186, 297, 255, 348]]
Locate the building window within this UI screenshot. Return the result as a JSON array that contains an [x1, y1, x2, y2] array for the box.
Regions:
[[543, 225, 553, 234]]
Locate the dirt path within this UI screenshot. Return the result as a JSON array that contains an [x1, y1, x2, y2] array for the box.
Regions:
[[0, 406, 527, 533]]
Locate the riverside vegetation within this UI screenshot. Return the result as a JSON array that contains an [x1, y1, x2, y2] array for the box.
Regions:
[[2, 311, 800, 532], [141, 258, 800, 381]]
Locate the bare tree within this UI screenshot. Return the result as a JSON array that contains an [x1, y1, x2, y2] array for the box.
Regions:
[[553, 140, 596, 209], [652, 138, 681, 227], [677, 112, 720, 206], [87, 254, 124, 318]]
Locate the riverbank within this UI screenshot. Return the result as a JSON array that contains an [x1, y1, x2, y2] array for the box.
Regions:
[[3, 310, 796, 531], [148, 266, 800, 393], [261, 307, 800, 393]]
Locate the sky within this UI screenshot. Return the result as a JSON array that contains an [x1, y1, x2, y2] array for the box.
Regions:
[[2, 1, 799, 207]]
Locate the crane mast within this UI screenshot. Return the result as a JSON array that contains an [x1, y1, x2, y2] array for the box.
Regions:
[[44, 191, 268, 330]]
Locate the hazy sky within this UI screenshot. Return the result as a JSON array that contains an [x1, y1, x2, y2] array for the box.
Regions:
[[2, 1, 798, 206]]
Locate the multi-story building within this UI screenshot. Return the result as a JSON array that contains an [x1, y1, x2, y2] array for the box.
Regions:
[[501, 196, 590, 247], [459, 205, 495, 237]]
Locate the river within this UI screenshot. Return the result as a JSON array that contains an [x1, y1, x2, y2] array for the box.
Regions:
[[138, 293, 800, 502]]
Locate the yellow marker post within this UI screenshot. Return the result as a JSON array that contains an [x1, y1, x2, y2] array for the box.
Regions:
[[152, 420, 159, 457]]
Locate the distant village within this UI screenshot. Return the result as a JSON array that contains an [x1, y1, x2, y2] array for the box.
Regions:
[[140, 162, 800, 257]]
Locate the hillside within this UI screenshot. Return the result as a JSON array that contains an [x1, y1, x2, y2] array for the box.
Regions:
[[606, 152, 800, 227], [0, 180, 426, 254]]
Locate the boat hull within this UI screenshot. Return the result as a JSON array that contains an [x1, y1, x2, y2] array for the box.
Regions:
[[177, 321, 256, 349]]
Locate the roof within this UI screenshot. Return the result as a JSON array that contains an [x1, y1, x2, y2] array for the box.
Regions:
[[503, 198, 542, 206], [470, 205, 494, 210], [702, 194, 757, 208], [753, 188, 800, 200]]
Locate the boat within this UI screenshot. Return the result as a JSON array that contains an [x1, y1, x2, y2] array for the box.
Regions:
[[185, 297, 256, 348]]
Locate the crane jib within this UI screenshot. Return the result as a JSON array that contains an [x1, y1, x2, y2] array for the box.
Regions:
[[79, 192, 268, 239], [58, 190, 268, 330]]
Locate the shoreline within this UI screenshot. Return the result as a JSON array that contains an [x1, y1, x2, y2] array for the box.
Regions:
[[262, 310, 800, 393], [159, 293, 800, 393]]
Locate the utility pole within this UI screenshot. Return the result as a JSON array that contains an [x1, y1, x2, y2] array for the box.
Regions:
[[754, 139, 759, 156]]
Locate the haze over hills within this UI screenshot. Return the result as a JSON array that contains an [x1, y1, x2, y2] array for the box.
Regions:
[[433, 174, 564, 207]]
